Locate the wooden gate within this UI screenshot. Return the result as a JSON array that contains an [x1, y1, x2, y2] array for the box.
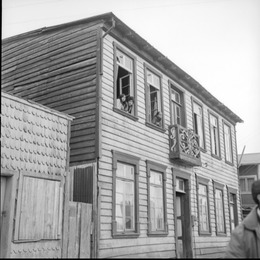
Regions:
[[65, 202, 92, 258]]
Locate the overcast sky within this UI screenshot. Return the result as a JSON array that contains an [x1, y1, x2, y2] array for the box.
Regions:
[[2, 0, 260, 155]]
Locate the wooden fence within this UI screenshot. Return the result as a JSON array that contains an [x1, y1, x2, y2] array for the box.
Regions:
[[65, 202, 92, 258]]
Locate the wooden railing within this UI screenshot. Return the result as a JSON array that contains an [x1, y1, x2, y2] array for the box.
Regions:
[[169, 124, 201, 166]]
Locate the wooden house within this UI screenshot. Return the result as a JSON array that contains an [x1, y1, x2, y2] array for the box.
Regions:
[[1, 12, 243, 258], [1, 91, 75, 258], [238, 153, 260, 217]]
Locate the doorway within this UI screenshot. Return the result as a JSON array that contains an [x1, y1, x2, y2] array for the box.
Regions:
[[174, 177, 193, 258]]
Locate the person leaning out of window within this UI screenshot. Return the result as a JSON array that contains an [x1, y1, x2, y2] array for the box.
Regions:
[[225, 179, 260, 258]]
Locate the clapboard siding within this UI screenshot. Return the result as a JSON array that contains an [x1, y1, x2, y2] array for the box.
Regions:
[[1, 23, 102, 165], [97, 33, 241, 258], [98, 34, 178, 258]]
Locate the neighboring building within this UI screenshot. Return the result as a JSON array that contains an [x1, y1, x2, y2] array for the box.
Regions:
[[1, 91, 74, 258], [1, 12, 243, 258], [238, 152, 260, 217]]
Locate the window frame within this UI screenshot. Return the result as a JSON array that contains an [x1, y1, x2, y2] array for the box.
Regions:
[[169, 80, 187, 127], [222, 120, 233, 165], [191, 97, 206, 151], [112, 150, 140, 238], [196, 175, 211, 236], [213, 181, 226, 236], [208, 111, 221, 159], [113, 42, 138, 120], [146, 160, 168, 236], [144, 64, 165, 132], [227, 186, 238, 232], [239, 175, 257, 194]]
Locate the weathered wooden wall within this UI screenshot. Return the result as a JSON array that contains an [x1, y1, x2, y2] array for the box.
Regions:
[[1, 92, 72, 258], [63, 202, 92, 258], [97, 33, 241, 258], [1, 21, 101, 165]]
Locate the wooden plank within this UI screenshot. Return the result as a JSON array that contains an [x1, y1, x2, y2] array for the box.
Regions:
[[2, 29, 97, 66], [79, 203, 92, 258], [27, 76, 96, 102], [67, 202, 77, 258], [12, 67, 95, 97], [5, 43, 97, 84]]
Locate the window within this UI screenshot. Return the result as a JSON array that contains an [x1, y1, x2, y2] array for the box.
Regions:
[[239, 175, 256, 194], [209, 112, 220, 158], [192, 100, 205, 149], [169, 81, 186, 127], [112, 150, 140, 238], [14, 173, 63, 241], [223, 122, 233, 164], [147, 160, 168, 236], [114, 43, 137, 117], [196, 175, 211, 235], [145, 65, 163, 128], [213, 181, 226, 235], [227, 186, 238, 232]]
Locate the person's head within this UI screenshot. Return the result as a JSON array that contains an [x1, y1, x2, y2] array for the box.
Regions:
[[251, 179, 260, 207], [127, 96, 134, 106], [119, 94, 126, 102]]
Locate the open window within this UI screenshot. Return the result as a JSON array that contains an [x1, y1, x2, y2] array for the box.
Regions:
[[114, 43, 137, 117], [145, 65, 164, 129]]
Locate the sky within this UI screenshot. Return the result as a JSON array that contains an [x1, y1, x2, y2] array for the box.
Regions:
[[2, 0, 260, 155]]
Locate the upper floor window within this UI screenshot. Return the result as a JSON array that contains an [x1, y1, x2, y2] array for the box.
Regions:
[[147, 160, 168, 236], [169, 82, 186, 127], [114, 43, 137, 117], [209, 112, 220, 158], [239, 175, 256, 194], [223, 122, 233, 164], [192, 100, 205, 149], [145, 65, 163, 129], [213, 181, 226, 235], [112, 150, 140, 238], [196, 175, 211, 235]]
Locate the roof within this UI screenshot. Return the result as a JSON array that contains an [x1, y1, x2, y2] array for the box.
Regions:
[[1, 91, 74, 121], [238, 153, 260, 166], [2, 12, 243, 124]]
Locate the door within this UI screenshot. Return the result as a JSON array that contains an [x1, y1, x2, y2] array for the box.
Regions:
[[176, 193, 185, 258], [175, 177, 193, 258]]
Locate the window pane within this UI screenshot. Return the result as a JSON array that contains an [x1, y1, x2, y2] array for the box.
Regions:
[[193, 103, 204, 148], [224, 124, 232, 162], [116, 163, 135, 232], [239, 179, 246, 192], [150, 171, 164, 231], [198, 184, 209, 232], [210, 115, 219, 156], [247, 178, 255, 191], [215, 189, 225, 232]]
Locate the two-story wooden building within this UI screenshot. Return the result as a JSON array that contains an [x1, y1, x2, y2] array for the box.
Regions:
[[1, 12, 243, 258]]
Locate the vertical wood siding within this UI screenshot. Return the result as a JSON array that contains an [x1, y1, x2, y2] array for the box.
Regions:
[[98, 34, 241, 258], [1, 22, 100, 165]]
